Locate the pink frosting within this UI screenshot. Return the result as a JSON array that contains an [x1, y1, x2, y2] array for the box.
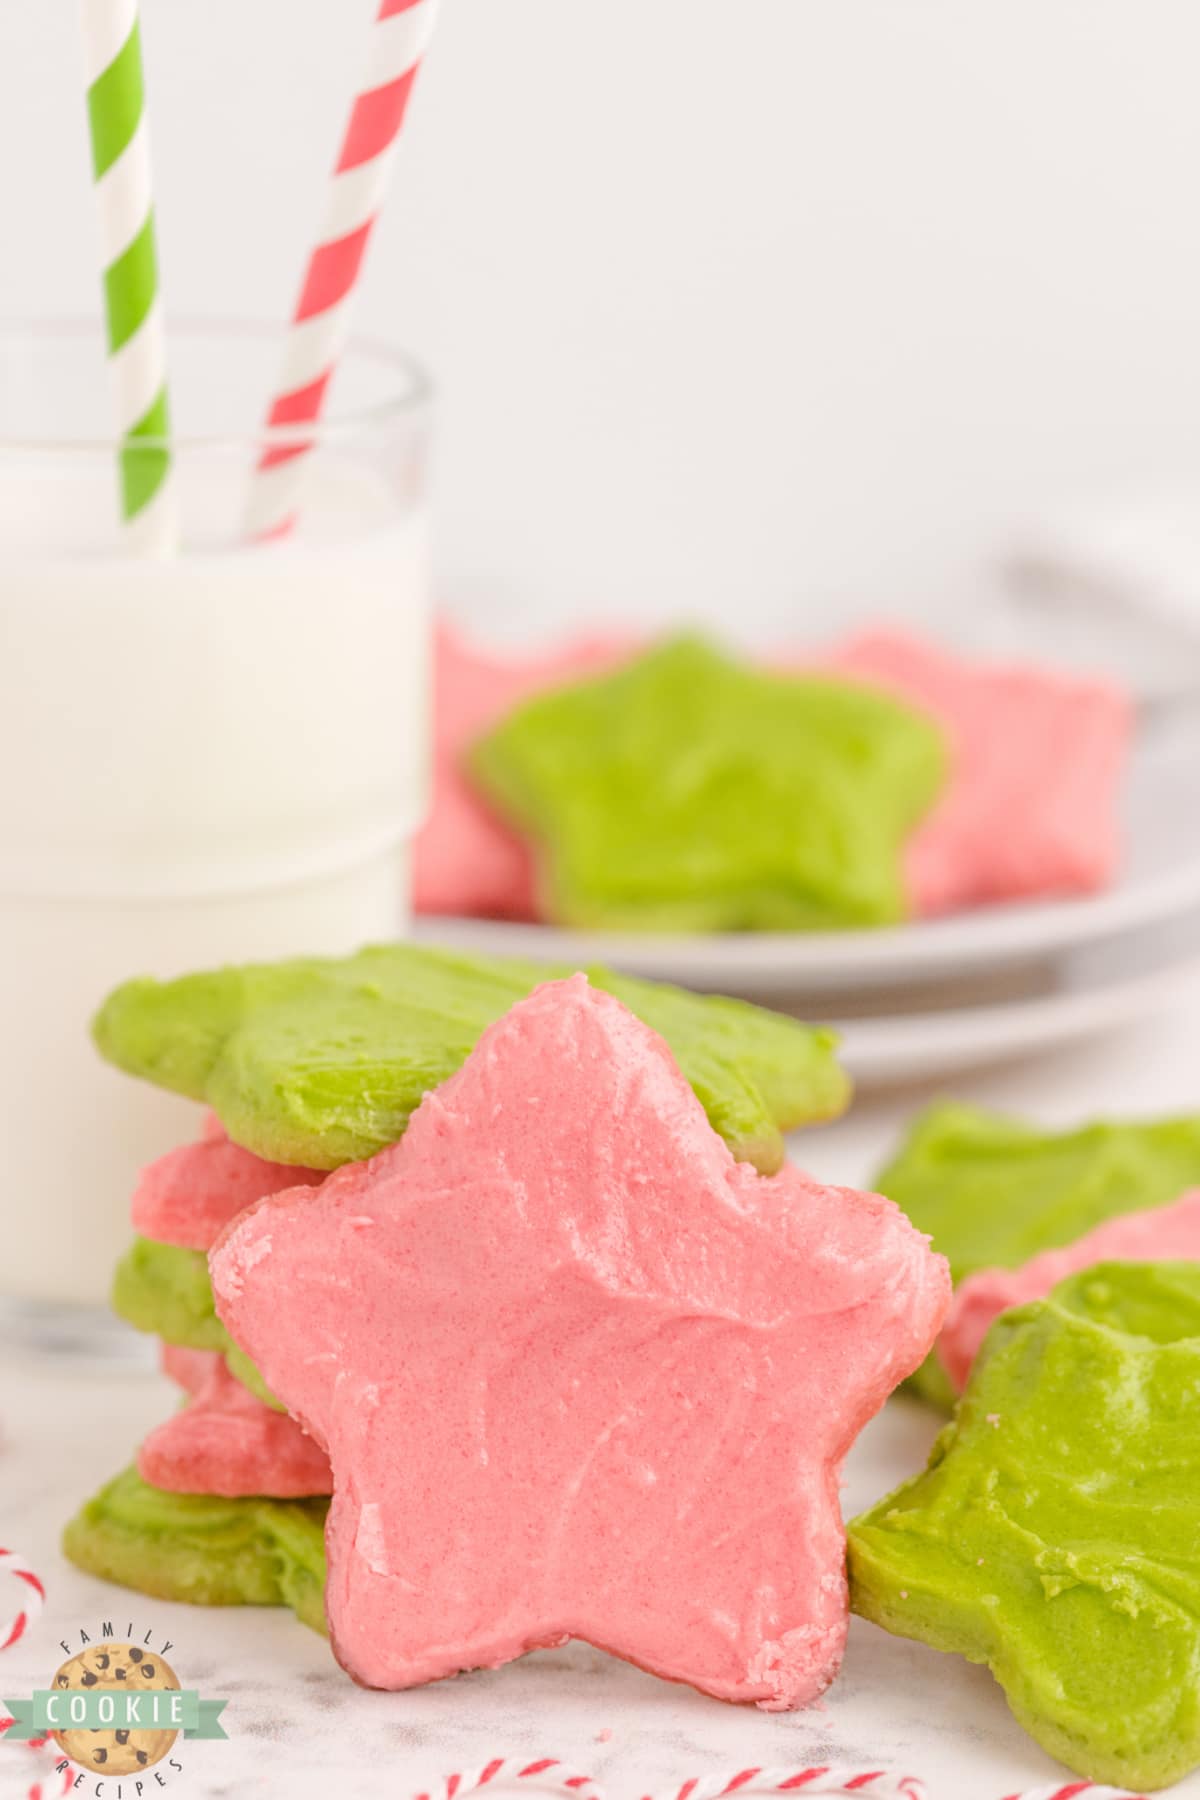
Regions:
[[938, 1188, 1200, 1392], [822, 627, 1131, 916], [143, 1344, 332, 1498], [159, 1343, 221, 1397], [132, 1114, 323, 1251], [412, 623, 636, 918], [211, 977, 948, 1706]]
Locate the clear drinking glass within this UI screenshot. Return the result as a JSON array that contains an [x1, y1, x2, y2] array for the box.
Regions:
[[0, 320, 433, 1358]]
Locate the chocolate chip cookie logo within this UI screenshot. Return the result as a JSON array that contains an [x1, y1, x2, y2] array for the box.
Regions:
[[49, 1642, 182, 1777], [4, 1623, 228, 1791]]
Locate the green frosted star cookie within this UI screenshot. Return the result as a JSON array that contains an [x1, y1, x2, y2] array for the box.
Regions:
[[112, 1238, 279, 1408], [94, 943, 848, 1176], [877, 1101, 1200, 1408], [64, 1467, 328, 1633], [849, 1261, 1200, 1792], [471, 636, 947, 931]]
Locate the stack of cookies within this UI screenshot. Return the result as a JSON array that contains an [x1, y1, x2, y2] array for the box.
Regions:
[[67, 941, 874, 1689], [68, 937, 1200, 1789], [70, 1109, 333, 1632]]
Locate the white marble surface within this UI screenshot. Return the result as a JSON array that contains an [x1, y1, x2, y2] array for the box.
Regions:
[[5, 979, 1200, 1800]]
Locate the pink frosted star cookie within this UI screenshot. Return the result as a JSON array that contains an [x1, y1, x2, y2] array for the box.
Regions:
[[141, 1345, 332, 1498], [132, 1113, 323, 1251], [822, 628, 1131, 916], [413, 623, 635, 919], [938, 1188, 1200, 1392], [211, 976, 949, 1706]]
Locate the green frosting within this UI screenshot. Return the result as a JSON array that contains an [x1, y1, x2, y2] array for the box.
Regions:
[[471, 636, 947, 931], [113, 1237, 226, 1352], [849, 1262, 1200, 1792], [64, 1467, 328, 1633], [224, 1340, 277, 1407], [876, 1101, 1200, 1409], [93, 942, 849, 1176], [112, 1237, 280, 1409]]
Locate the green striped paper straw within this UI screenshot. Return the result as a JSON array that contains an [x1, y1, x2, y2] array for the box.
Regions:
[[81, 0, 176, 552]]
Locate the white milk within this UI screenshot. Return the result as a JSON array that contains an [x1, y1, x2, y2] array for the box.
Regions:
[[0, 461, 430, 1310]]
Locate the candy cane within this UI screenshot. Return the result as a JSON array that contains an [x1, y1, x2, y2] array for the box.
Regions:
[[0, 1551, 45, 1652], [1000, 1787, 1149, 1800], [412, 1758, 605, 1800], [644, 1771, 928, 1800], [0, 1730, 74, 1800]]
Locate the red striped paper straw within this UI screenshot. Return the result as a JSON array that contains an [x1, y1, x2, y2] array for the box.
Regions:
[[244, 0, 440, 540]]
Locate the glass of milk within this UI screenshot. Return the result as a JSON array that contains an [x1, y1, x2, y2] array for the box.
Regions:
[[0, 320, 432, 1357]]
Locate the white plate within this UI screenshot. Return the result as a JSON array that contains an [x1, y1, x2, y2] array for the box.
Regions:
[[833, 915, 1200, 1087], [415, 714, 1200, 998]]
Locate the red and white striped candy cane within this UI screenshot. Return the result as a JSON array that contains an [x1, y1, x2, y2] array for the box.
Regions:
[[644, 1770, 928, 1800], [412, 1757, 604, 1800], [245, 0, 440, 540], [0, 1550, 45, 1652], [0, 1728, 73, 1800], [1000, 1787, 1149, 1799]]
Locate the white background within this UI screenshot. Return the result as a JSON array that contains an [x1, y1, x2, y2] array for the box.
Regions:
[[5, 1, 1200, 639]]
